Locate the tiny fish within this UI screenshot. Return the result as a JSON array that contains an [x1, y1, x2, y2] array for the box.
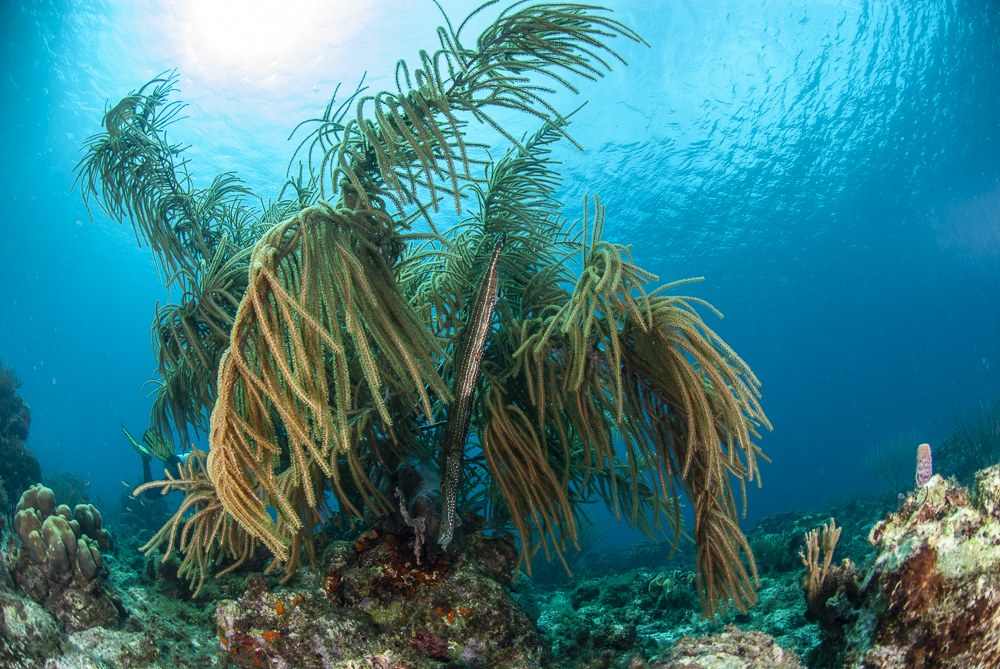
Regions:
[[93, 495, 101, 502], [83, 480, 89, 486], [121, 480, 132, 488]]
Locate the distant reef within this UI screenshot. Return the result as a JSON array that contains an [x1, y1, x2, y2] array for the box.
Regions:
[[0, 357, 39, 512]]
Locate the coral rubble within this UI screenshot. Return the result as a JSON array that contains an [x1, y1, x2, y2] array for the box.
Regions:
[[646, 625, 803, 668]]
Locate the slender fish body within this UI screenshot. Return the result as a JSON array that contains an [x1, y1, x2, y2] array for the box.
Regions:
[[438, 234, 505, 549]]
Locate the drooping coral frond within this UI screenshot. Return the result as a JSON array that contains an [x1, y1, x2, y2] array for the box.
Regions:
[[454, 2, 645, 148], [207, 202, 449, 562], [142, 236, 251, 447], [145, 358, 213, 450], [135, 449, 258, 598], [76, 72, 201, 277], [155, 236, 250, 372], [514, 197, 650, 517], [75, 74, 288, 446], [265, 459, 334, 582], [507, 196, 769, 617], [479, 384, 578, 570], [617, 315, 767, 618], [401, 119, 571, 381]]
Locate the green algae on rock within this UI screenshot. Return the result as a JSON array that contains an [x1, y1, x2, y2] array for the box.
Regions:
[[805, 468, 1000, 667]]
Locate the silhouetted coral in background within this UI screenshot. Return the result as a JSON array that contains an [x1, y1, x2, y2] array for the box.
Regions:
[[0, 357, 39, 512], [42, 470, 91, 509]]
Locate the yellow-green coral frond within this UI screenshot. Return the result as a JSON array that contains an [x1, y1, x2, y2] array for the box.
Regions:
[[207, 202, 449, 561], [615, 293, 770, 618], [479, 384, 578, 572], [294, 3, 643, 218], [509, 195, 769, 618], [135, 449, 258, 598]]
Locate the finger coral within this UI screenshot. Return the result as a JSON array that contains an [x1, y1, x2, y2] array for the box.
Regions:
[[13, 484, 107, 583], [10, 484, 118, 631]]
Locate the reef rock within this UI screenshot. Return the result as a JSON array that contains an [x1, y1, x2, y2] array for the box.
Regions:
[[810, 468, 1000, 667], [647, 625, 802, 668], [215, 529, 546, 668], [59, 628, 160, 668], [0, 589, 64, 668]]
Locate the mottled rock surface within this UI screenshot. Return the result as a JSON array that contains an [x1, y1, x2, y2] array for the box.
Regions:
[[809, 468, 1000, 667], [62, 628, 159, 668], [647, 626, 802, 668], [0, 589, 63, 668], [215, 529, 546, 668]]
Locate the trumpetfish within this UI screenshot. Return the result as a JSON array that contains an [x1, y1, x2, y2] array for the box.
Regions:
[[438, 233, 505, 549]]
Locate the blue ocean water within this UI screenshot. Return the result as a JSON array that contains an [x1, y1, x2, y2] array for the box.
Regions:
[[0, 0, 997, 547]]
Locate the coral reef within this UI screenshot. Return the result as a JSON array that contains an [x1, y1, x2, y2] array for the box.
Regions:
[[8, 483, 119, 632], [32, 473, 1000, 668], [0, 357, 39, 510], [0, 584, 162, 669], [537, 562, 814, 667], [215, 529, 544, 668], [0, 482, 225, 668], [805, 468, 1000, 667]]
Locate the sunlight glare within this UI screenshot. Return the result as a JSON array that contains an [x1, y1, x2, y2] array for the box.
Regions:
[[181, 0, 358, 71]]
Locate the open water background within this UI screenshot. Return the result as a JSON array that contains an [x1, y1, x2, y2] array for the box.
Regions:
[[1, 0, 998, 549]]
